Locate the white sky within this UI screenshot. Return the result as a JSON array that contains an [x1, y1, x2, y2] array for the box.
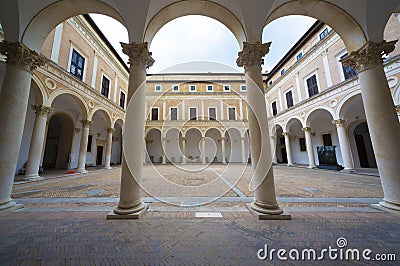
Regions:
[[90, 14, 316, 74]]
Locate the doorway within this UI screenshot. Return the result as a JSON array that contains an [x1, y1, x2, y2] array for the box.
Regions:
[[96, 145, 104, 166]]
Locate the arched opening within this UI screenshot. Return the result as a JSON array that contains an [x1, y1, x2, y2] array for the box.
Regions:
[[43, 113, 74, 169], [185, 128, 202, 163], [286, 118, 307, 165], [351, 122, 377, 169], [204, 128, 222, 163], [225, 128, 242, 163], [384, 13, 400, 58], [90, 109, 112, 167], [165, 128, 183, 163], [145, 129, 162, 164], [112, 119, 123, 165], [272, 125, 285, 164]]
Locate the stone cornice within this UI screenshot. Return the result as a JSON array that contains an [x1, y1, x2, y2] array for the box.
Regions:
[[0, 41, 47, 72], [121, 42, 154, 70], [237, 42, 270, 69]]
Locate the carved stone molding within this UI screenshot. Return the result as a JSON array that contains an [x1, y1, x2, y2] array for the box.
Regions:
[[107, 128, 115, 134], [302, 127, 312, 133], [120, 42, 155, 69], [340, 41, 397, 73], [0, 41, 47, 72], [236, 41, 271, 69], [80, 119, 92, 128], [332, 119, 346, 128], [31, 104, 53, 116]]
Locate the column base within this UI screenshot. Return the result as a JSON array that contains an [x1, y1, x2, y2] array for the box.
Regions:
[[307, 165, 316, 169], [287, 163, 293, 167], [371, 200, 400, 213], [246, 203, 291, 220], [104, 166, 112, 170], [76, 168, 87, 173], [22, 175, 44, 181], [0, 201, 23, 213], [107, 202, 148, 219]]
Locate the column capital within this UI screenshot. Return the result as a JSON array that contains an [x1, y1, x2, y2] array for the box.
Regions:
[[236, 41, 271, 69], [120, 42, 155, 69], [282, 132, 290, 137], [107, 127, 115, 134], [0, 41, 47, 72], [340, 40, 397, 73], [80, 119, 92, 128], [302, 127, 312, 133], [332, 119, 347, 128], [31, 104, 53, 116], [181, 137, 186, 142], [396, 105, 400, 115]]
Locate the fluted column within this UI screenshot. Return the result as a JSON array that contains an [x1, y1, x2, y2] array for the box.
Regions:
[[237, 41, 285, 217], [109, 42, 154, 218], [104, 127, 115, 169], [342, 41, 400, 211], [282, 132, 293, 166], [77, 120, 91, 173], [181, 137, 186, 164], [0, 42, 46, 211], [241, 136, 246, 163], [221, 137, 226, 164], [332, 119, 354, 170], [24, 105, 53, 180], [302, 127, 316, 168]]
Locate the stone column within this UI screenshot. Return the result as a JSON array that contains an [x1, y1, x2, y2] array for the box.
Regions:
[[108, 42, 154, 218], [201, 137, 206, 163], [161, 137, 166, 164], [104, 127, 115, 169], [282, 132, 293, 166], [221, 137, 226, 164], [0, 42, 46, 211], [241, 136, 246, 163], [341, 41, 400, 211], [270, 136, 277, 164], [24, 105, 53, 180], [77, 119, 91, 173], [302, 127, 316, 168], [181, 137, 186, 164], [332, 119, 354, 170], [237, 41, 286, 217]]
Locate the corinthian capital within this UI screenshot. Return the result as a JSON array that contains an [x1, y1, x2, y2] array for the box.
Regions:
[[31, 104, 53, 116], [340, 40, 397, 73], [0, 41, 47, 72], [236, 41, 271, 69], [396, 105, 400, 115], [120, 42, 155, 69], [80, 119, 92, 128], [302, 127, 312, 133], [332, 119, 346, 128], [107, 127, 115, 134]]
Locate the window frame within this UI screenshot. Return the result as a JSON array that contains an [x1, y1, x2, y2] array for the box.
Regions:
[[189, 107, 198, 120], [189, 85, 196, 92], [299, 137, 306, 152], [227, 106, 236, 120], [208, 107, 217, 120], [285, 89, 294, 109], [223, 84, 231, 92], [100, 73, 111, 98], [119, 90, 126, 109], [240, 85, 247, 91], [336, 50, 357, 81], [304, 70, 320, 98], [151, 107, 159, 121], [172, 85, 179, 92], [319, 28, 329, 40], [206, 85, 213, 92], [296, 52, 303, 61], [155, 85, 162, 92], [87, 134, 93, 153], [271, 101, 278, 116], [170, 107, 178, 121], [68, 46, 87, 82]]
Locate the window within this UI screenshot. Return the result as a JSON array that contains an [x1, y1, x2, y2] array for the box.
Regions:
[[155, 85, 162, 92], [151, 108, 159, 121], [101, 75, 110, 98], [228, 107, 236, 120], [172, 85, 179, 92], [268, 80, 273, 86], [306, 75, 319, 98], [240, 85, 247, 91], [297, 52, 303, 61], [119, 91, 126, 109], [189, 108, 197, 120], [340, 53, 357, 80], [70, 49, 85, 80], [322, 133, 333, 146], [223, 85, 230, 91], [189, 85, 196, 92], [319, 28, 329, 40], [207, 85, 213, 92], [170, 107, 178, 120], [209, 107, 216, 120], [280, 69, 285, 75], [87, 135, 93, 152], [272, 101, 278, 116], [299, 138, 306, 151], [285, 90, 294, 108]]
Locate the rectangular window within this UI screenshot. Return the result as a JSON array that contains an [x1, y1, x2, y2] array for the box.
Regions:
[[297, 52, 303, 61], [87, 135, 93, 152], [209, 107, 216, 120], [319, 28, 329, 40], [223, 85, 230, 91], [240, 85, 247, 91], [306, 75, 319, 98], [101, 75, 110, 98], [272, 101, 278, 116], [228, 107, 236, 120], [151, 108, 159, 121], [280, 69, 285, 75], [340, 53, 357, 80], [119, 91, 126, 109], [190, 85, 196, 92], [172, 85, 179, 91], [70, 49, 85, 80], [155, 85, 162, 92], [207, 85, 213, 91], [299, 137, 306, 151], [189, 108, 197, 120], [170, 107, 178, 120], [322, 133, 333, 146], [285, 90, 294, 108]]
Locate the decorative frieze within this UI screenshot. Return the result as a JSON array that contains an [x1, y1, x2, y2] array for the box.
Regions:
[[236, 41, 271, 69], [0, 41, 47, 72], [340, 41, 397, 73], [31, 104, 53, 116], [121, 42, 155, 69]]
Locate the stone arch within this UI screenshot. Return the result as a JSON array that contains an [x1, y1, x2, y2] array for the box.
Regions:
[[337, 90, 362, 119], [165, 127, 182, 137], [145, 127, 162, 138], [30, 77, 46, 105], [225, 127, 243, 163], [183, 127, 204, 138], [284, 117, 304, 132], [144, 0, 246, 48], [21, 0, 126, 51], [305, 106, 336, 127], [145, 128, 163, 164], [204, 127, 223, 163], [89, 107, 112, 128], [113, 118, 124, 129], [48, 90, 89, 120], [164, 127, 183, 163], [185, 127, 203, 163], [265, 0, 366, 52], [205, 127, 223, 138]]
